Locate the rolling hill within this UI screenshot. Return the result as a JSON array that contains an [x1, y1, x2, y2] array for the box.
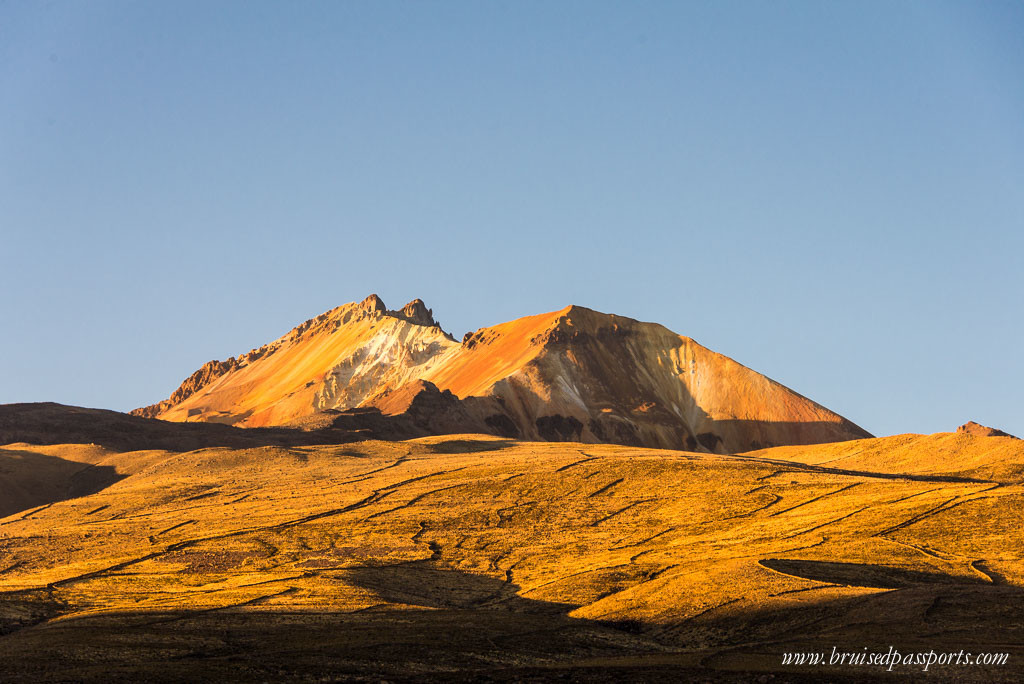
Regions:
[[0, 427, 1021, 681]]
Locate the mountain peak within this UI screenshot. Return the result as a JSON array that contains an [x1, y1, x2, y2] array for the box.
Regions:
[[392, 299, 436, 327], [359, 294, 387, 316]]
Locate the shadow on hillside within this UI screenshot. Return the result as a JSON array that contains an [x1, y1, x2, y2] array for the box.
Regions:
[[759, 558, 990, 588], [684, 418, 873, 454], [422, 438, 518, 454], [1, 403, 880, 463], [0, 402, 377, 453], [685, 582, 1024, 679], [0, 403, 521, 455], [0, 448, 125, 518], [3, 559, 1022, 682], [0, 565, 659, 682]]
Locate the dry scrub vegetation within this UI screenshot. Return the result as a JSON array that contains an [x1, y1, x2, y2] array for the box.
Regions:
[[1, 432, 1022, 681]]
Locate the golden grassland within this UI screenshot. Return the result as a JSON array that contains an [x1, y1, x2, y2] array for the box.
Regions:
[[1, 432, 1022, 681]]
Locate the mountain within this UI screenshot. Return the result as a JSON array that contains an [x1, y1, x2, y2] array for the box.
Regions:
[[133, 295, 871, 453]]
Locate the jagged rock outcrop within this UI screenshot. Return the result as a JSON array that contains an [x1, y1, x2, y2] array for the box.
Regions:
[[134, 296, 872, 452], [131, 358, 241, 419], [390, 299, 437, 327], [359, 293, 387, 316], [958, 421, 1017, 439]]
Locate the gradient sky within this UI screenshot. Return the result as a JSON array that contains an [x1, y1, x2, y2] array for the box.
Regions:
[[2, 1, 1022, 438]]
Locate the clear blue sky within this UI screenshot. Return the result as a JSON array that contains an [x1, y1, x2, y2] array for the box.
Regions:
[[2, 1, 1022, 438]]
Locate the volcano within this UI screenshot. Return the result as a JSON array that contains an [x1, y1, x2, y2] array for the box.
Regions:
[[133, 295, 871, 453]]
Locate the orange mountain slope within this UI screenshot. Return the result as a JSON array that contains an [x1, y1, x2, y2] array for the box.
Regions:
[[134, 296, 871, 453], [135, 296, 459, 428]]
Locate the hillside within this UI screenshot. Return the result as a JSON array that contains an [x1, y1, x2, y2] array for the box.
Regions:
[[1, 430, 1021, 681], [134, 296, 871, 453], [743, 427, 1024, 484]]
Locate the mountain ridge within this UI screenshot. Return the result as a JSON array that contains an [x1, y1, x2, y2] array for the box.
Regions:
[[132, 296, 872, 453]]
